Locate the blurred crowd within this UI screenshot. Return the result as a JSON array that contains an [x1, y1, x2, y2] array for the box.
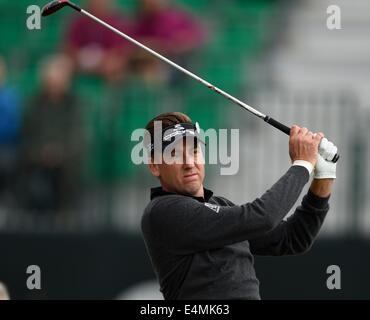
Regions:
[[65, 0, 205, 85], [0, 0, 206, 215]]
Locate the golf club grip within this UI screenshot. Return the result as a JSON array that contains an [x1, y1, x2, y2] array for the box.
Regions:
[[264, 116, 291, 135], [264, 116, 340, 163]]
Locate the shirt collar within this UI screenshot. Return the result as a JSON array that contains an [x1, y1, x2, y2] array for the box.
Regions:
[[150, 186, 213, 203]]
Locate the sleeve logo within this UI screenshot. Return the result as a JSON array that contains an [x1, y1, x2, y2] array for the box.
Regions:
[[204, 202, 220, 213]]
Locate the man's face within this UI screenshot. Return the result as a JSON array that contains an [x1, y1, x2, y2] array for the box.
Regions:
[[149, 139, 205, 198]]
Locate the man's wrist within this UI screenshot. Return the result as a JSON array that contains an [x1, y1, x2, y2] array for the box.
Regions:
[[292, 160, 314, 175], [310, 179, 334, 198]]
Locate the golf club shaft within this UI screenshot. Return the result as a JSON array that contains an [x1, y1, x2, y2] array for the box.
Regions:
[[42, 1, 339, 162], [82, 10, 267, 119], [82, 10, 296, 138]]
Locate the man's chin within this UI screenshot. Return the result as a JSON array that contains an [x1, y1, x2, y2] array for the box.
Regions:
[[183, 183, 202, 197]]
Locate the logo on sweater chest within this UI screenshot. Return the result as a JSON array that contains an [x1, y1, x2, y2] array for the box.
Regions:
[[204, 202, 220, 213]]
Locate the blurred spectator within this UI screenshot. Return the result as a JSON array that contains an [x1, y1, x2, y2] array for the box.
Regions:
[[0, 57, 21, 200], [0, 282, 10, 300], [64, 0, 133, 83], [20, 54, 85, 214], [131, 0, 206, 85]]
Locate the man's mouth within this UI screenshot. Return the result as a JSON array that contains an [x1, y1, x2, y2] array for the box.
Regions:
[[183, 173, 198, 182]]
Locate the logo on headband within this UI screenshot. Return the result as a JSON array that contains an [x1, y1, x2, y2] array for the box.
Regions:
[[147, 122, 202, 152], [163, 124, 197, 141]]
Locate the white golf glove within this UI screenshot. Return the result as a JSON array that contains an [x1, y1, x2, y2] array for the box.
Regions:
[[314, 154, 337, 179], [319, 137, 338, 162]]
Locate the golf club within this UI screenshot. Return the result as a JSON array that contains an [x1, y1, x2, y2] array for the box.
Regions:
[[41, 0, 339, 163]]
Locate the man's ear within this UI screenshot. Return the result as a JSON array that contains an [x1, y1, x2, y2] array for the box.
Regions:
[[148, 161, 160, 178]]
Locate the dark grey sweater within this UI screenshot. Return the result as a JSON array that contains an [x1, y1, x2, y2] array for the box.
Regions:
[[141, 166, 330, 300]]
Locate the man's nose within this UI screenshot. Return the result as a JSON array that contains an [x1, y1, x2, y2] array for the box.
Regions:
[[183, 150, 195, 167]]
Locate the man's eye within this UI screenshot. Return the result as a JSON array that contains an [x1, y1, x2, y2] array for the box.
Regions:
[[171, 151, 182, 159]]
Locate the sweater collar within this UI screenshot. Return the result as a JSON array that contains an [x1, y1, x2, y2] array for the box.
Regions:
[[150, 186, 213, 203]]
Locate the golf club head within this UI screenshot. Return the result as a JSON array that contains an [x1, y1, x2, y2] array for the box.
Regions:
[[41, 0, 81, 17]]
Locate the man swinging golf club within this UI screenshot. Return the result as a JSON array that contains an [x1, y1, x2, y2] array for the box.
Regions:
[[141, 111, 336, 300], [40, 1, 338, 300]]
